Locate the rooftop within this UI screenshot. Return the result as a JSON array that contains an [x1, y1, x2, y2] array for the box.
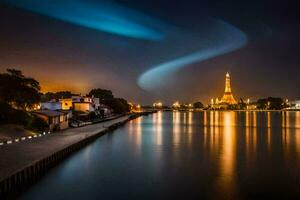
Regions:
[[33, 110, 65, 117]]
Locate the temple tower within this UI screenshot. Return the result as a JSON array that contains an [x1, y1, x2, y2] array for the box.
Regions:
[[220, 72, 237, 104]]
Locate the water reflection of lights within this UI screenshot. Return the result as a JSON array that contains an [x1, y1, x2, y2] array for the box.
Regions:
[[187, 112, 193, 144], [188, 111, 193, 125], [173, 111, 181, 145], [204, 111, 207, 126], [154, 111, 163, 145], [296, 112, 300, 155], [204, 111, 299, 197], [183, 112, 187, 124], [222, 112, 236, 177], [245, 112, 257, 164], [210, 111, 214, 126], [216, 111, 237, 199], [253, 111, 257, 127], [128, 117, 142, 151], [296, 112, 300, 129], [214, 111, 219, 126], [267, 112, 271, 151], [282, 112, 289, 152], [136, 117, 142, 148], [203, 111, 208, 146], [210, 117, 220, 149], [245, 111, 249, 127]]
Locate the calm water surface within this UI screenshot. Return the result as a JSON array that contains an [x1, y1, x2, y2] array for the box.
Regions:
[[21, 111, 300, 199]]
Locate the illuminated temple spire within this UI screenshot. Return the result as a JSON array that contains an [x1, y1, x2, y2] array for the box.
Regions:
[[220, 72, 237, 104]]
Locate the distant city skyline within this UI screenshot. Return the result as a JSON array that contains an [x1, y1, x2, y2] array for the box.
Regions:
[[0, 0, 299, 104]]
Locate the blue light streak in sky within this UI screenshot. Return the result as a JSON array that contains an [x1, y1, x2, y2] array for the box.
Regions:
[[138, 20, 248, 91], [6, 0, 248, 92], [5, 0, 166, 40]]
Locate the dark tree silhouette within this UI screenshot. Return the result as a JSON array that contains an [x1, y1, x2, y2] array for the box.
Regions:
[[256, 97, 287, 110], [0, 69, 40, 110], [88, 88, 114, 100], [193, 101, 204, 109], [41, 91, 75, 102], [88, 88, 130, 114], [102, 98, 130, 114]]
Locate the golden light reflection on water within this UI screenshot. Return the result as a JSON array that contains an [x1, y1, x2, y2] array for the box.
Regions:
[[267, 112, 271, 151], [173, 111, 181, 146], [126, 111, 300, 197], [187, 112, 193, 145], [125, 111, 300, 198], [282, 112, 292, 157], [154, 111, 163, 146], [210, 111, 214, 126], [296, 112, 300, 129], [128, 117, 142, 151], [214, 111, 219, 127], [136, 117, 142, 148], [282, 112, 300, 159], [217, 112, 237, 199], [204, 111, 208, 146], [245, 112, 257, 167], [201, 111, 238, 198], [295, 112, 300, 155]]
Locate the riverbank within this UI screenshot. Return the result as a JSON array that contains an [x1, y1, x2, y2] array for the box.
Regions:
[[0, 111, 154, 198], [0, 114, 125, 144]]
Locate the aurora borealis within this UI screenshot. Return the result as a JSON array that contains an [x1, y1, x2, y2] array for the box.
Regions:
[[0, 0, 299, 104]]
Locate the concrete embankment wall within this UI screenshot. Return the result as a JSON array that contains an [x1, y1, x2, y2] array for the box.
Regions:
[[0, 112, 154, 199]]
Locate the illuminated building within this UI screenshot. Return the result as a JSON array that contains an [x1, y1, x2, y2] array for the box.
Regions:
[[153, 102, 163, 108], [60, 98, 73, 110], [32, 110, 70, 131], [131, 104, 142, 112], [210, 72, 237, 109], [288, 100, 300, 110], [172, 101, 180, 109], [220, 72, 237, 104], [41, 100, 62, 110], [73, 102, 95, 112]]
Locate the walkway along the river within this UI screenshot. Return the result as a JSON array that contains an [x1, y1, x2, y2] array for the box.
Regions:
[[0, 112, 153, 198]]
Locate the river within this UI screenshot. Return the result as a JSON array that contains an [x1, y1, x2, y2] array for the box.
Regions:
[[20, 111, 300, 199]]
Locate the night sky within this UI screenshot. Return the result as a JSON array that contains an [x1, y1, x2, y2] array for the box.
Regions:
[[0, 0, 299, 104]]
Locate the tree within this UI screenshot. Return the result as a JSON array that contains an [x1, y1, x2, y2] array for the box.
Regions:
[[0, 69, 40, 110], [256, 97, 286, 110], [238, 98, 247, 110], [88, 88, 114, 100], [0, 101, 32, 126], [0, 101, 14, 124], [30, 116, 48, 132], [256, 98, 268, 110], [102, 98, 130, 114], [41, 91, 74, 102], [193, 101, 204, 109], [88, 88, 130, 114]]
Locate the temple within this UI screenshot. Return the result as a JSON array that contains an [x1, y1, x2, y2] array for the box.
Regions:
[[210, 72, 237, 108], [220, 72, 237, 104]]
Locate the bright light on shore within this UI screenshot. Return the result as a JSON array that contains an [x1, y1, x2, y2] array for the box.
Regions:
[[172, 101, 180, 108], [153, 102, 163, 108]]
